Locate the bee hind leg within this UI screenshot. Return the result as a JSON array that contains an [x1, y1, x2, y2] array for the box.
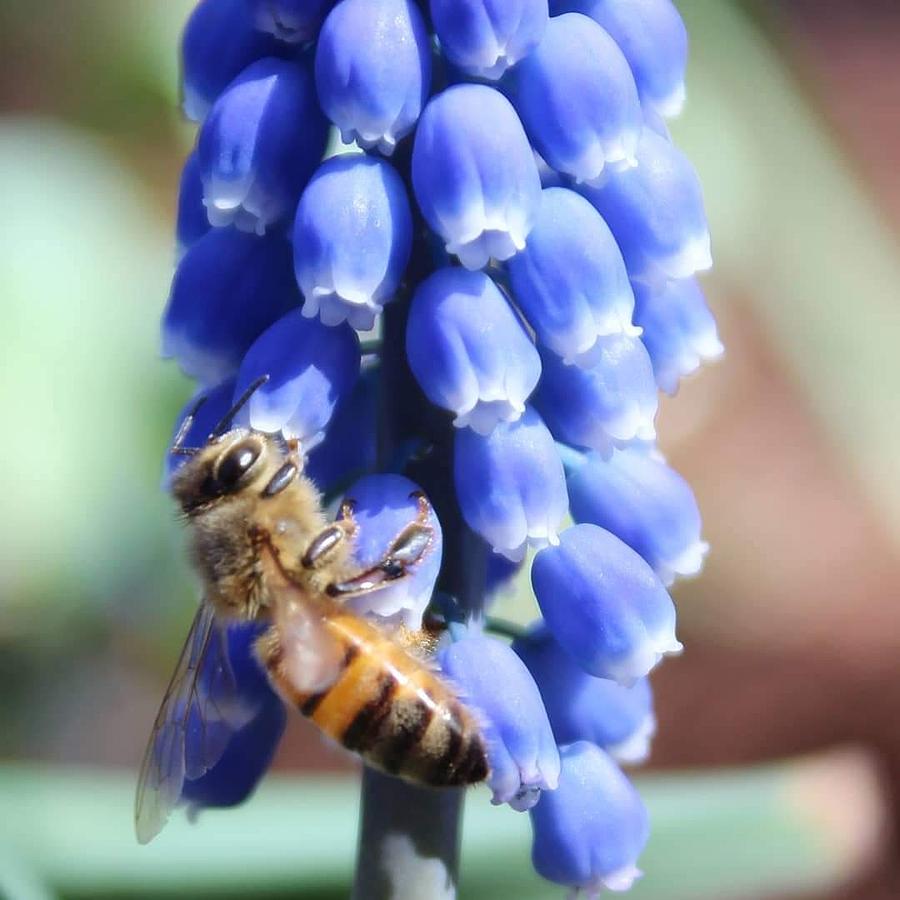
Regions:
[[325, 492, 434, 599]]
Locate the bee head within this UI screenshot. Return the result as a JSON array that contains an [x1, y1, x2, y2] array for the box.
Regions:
[[172, 430, 277, 514], [168, 375, 297, 515]]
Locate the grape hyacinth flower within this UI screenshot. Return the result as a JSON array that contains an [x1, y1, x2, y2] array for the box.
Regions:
[[197, 57, 328, 234], [180, 0, 286, 122], [515, 627, 656, 764], [508, 12, 643, 183], [532, 523, 682, 685], [507, 187, 639, 368], [566, 445, 708, 585], [454, 407, 568, 561], [412, 83, 541, 269], [154, 0, 720, 895], [533, 336, 659, 455], [552, 0, 689, 116], [531, 742, 650, 894], [633, 276, 724, 394], [315, 0, 431, 154], [406, 267, 541, 434], [430, 0, 548, 80], [578, 128, 712, 287], [233, 309, 360, 450], [439, 631, 560, 810], [293, 154, 413, 329]]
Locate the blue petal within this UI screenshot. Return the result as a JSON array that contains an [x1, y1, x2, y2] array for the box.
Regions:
[[514, 627, 655, 764], [567, 446, 707, 585], [304, 365, 377, 493], [181, 0, 287, 122], [507, 188, 638, 366], [530, 742, 649, 893], [454, 407, 568, 561], [341, 474, 442, 626], [246, 0, 335, 43], [412, 84, 541, 269], [234, 309, 360, 449], [315, 0, 431, 154], [532, 337, 657, 455], [162, 230, 301, 386], [175, 151, 211, 257], [439, 633, 560, 810], [577, 128, 711, 286], [633, 277, 723, 394], [430, 0, 548, 80], [293, 154, 412, 329], [406, 268, 541, 434], [508, 13, 642, 184], [182, 622, 287, 811], [554, 0, 688, 116], [198, 57, 329, 234], [531, 523, 681, 684]]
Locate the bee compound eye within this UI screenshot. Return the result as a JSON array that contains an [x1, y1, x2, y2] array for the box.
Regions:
[[216, 439, 262, 490]]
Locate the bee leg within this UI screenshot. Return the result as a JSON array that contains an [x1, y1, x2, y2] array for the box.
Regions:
[[301, 506, 358, 570], [393, 625, 441, 659], [325, 495, 434, 598]]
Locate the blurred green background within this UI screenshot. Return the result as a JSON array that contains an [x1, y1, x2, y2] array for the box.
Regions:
[[2, 2, 900, 898]]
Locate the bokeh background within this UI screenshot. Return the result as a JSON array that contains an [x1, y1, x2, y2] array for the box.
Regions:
[[1, 1, 899, 898]]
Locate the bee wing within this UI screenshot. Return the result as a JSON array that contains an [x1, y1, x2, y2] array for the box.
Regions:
[[271, 585, 347, 696], [134, 603, 254, 844]]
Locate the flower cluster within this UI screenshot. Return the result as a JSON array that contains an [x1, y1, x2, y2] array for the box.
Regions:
[[163, 0, 719, 894]]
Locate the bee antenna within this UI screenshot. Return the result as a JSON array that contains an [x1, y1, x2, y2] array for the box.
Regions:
[[210, 374, 270, 438], [170, 395, 207, 455]]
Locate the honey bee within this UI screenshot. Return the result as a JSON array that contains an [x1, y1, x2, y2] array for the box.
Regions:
[[135, 377, 489, 844]]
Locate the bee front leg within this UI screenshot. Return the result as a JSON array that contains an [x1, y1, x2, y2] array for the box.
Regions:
[[325, 493, 434, 598], [301, 500, 358, 570]]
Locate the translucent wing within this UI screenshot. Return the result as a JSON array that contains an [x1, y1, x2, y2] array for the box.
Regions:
[[271, 584, 346, 696], [134, 603, 254, 843]]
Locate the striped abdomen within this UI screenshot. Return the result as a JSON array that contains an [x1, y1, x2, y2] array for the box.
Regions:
[[269, 612, 489, 787]]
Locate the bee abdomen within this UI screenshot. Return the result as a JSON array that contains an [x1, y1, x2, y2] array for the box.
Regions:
[[298, 648, 488, 787], [363, 688, 487, 787]]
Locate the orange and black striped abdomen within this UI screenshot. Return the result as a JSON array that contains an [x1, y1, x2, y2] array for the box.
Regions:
[[292, 614, 488, 787]]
